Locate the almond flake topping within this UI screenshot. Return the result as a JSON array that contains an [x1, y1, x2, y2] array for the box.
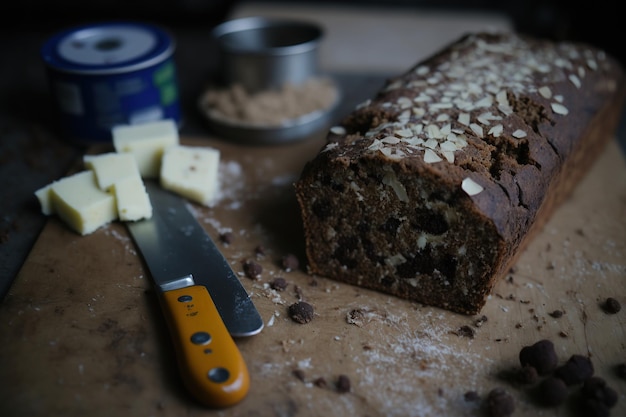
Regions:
[[462, 178, 484, 196], [423, 149, 442, 163], [488, 124, 504, 137], [512, 129, 527, 138], [538, 86, 552, 98], [551, 103, 569, 115], [330, 126, 347, 135]]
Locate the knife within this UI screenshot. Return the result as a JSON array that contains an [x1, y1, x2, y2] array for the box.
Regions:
[[126, 181, 264, 407]]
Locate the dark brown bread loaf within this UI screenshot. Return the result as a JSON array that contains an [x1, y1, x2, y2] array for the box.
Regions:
[[294, 32, 625, 314]]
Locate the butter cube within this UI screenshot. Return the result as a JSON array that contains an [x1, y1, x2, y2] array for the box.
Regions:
[[83, 152, 141, 191], [34, 184, 54, 215], [113, 175, 152, 221], [160, 145, 220, 206], [48, 170, 117, 235], [112, 119, 179, 178]]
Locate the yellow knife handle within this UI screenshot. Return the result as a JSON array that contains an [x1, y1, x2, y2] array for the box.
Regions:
[[158, 285, 250, 408]]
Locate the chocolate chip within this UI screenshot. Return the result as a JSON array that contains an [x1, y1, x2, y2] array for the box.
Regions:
[[464, 390, 480, 402], [314, 377, 327, 388], [580, 398, 611, 417], [454, 325, 475, 338], [535, 376, 568, 407], [254, 245, 266, 257], [219, 231, 234, 245], [548, 310, 564, 318], [281, 253, 300, 272], [270, 277, 288, 291], [601, 297, 621, 314], [288, 301, 314, 324], [242, 259, 263, 280], [486, 388, 515, 417], [292, 369, 306, 382], [581, 377, 618, 408], [519, 339, 558, 375], [336, 375, 351, 393], [554, 354, 594, 386], [518, 365, 539, 384]]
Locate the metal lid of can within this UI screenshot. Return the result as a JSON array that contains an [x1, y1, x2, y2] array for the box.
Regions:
[[41, 21, 175, 75]]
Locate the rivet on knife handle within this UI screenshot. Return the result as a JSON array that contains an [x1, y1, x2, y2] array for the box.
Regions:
[[158, 282, 250, 408]]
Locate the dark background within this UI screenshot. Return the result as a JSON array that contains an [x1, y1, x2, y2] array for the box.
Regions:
[[1, 0, 623, 66]]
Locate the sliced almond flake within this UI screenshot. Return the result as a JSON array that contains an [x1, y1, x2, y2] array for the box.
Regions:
[[415, 65, 429, 76], [381, 136, 401, 144], [424, 138, 439, 149], [551, 102, 569, 115], [411, 124, 424, 135], [554, 94, 564, 103], [429, 102, 453, 110], [477, 113, 492, 125], [367, 139, 382, 151], [462, 178, 483, 196], [397, 97, 413, 109], [427, 76, 440, 85], [426, 124, 442, 139], [474, 96, 493, 108], [496, 90, 509, 106], [512, 129, 527, 138], [355, 99, 371, 110], [395, 128, 413, 138], [440, 140, 457, 151], [415, 94, 432, 103], [413, 108, 426, 117], [586, 58, 598, 71], [423, 149, 442, 164], [569, 74, 581, 89], [538, 86, 552, 99], [470, 123, 484, 138], [440, 123, 452, 135], [488, 124, 503, 137], [436, 114, 450, 122], [405, 137, 425, 146], [458, 113, 470, 126], [382, 102, 392, 108], [330, 126, 347, 135], [384, 80, 403, 91], [442, 150, 455, 163], [322, 142, 339, 152], [398, 110, 411, 120], [578, 66, 586, 78], [498, 105, 513, 116]]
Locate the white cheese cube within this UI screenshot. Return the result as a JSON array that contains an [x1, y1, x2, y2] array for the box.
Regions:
[[160, 145, 220, 206], [112, 175, 152, 221], [112, 119, 179, 178], [34, 184, 54, 215], [49, 171, 117, 235], [83, 152, 141, 191]]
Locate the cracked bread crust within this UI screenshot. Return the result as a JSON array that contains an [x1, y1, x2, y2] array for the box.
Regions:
[[294, 32, 626, 314]]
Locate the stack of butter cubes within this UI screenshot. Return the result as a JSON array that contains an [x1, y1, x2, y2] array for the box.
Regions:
[[35, 119, 221, 235]]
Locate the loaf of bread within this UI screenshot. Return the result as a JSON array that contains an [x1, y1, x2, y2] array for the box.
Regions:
[[294, 32, 625, 314]]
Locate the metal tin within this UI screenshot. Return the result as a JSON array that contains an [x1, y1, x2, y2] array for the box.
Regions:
[[41, 21, 180, 144]]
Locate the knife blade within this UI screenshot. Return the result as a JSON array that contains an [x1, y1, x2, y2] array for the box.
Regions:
[[130, 181, 264, 337], [126, 181, 264, 407]]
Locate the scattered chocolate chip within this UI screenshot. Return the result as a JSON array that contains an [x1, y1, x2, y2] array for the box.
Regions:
[[292, 369, 306, 382], [314, 377, 327, 388], [270, 277, 288, 291], [518, 365, 539, 384], [281, 254, 300, 272], [464, 390, 480, 402], [554, 354, 594, 386], [453, 325, 475, 339], [519, 339, 558, 375], [474, 315, 488, 327], [219, 231, 234, 245], [288, 301, 314, 324], [558, 331, 568, 338], [581, 377, 618, 408], [601, 297, 621, 314], [548, 310, 564, 318], [486, 388, 515, 417], [336, 375, 351, 393], [254, 245, 266, 257], [242, 260, 262, 280], [535, 376, 568, 407]]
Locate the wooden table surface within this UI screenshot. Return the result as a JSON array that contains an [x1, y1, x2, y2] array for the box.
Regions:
[[1, 4, 624, 417]]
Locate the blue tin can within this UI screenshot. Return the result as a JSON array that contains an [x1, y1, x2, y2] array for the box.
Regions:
[[41, 21, 181, 144]]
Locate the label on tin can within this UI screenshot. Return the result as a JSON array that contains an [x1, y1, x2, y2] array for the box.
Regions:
[[41, 22, 181, 144]]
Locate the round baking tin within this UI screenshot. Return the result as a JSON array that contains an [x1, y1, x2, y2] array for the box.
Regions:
[[212, 17, 323, 93], [41, 21, 180, 144]]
